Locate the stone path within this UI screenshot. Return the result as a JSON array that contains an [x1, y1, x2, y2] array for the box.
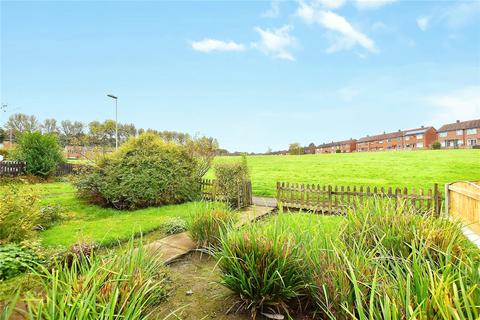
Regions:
[[144, 205, 274, 264], [252, 196, 277, 208]]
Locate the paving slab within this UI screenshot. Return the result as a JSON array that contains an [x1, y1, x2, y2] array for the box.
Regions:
[[143, 205, 274, 264]]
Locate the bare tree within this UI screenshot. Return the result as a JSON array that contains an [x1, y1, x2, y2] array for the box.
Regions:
[[4, 113, 40, 141], [42, 118, 59, 134]]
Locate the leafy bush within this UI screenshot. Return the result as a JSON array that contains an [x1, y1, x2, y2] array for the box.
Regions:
[[0, 149, 8, 160], [0, 244, 42, 280], [0, 128, 5, 143], [75, 133, 200, 210], [217, 217, 309, 317], [11, 132, 64, 177], [21, 240, 170, 319], [335, 149, 342, 153], [164, 217, 187, 235], [187, 202, 237, 248], [431, 141, 441, 149], [214, 155, 249, 208], [0, 186, 40, 244], [35, 205, 63, 230]]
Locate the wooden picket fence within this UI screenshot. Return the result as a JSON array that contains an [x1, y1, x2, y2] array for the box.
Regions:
[[276, 182, 441, 216], [201, 179, 253, 208], [0, 161, 27, 176], [0, 161, 82, 177]]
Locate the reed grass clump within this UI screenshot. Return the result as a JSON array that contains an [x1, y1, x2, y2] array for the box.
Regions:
[[187, 202, 237, 248], [22, 240, 170, 319]]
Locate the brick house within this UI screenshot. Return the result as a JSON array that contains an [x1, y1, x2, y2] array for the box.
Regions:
[[357, 126, 437, 152], [315, 139, 357, 153], [437, 119, 480, 149]]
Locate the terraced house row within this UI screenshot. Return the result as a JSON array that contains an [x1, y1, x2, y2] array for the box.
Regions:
[[314, 119, 480, 154]]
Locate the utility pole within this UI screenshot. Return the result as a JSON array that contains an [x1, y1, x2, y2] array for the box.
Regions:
[[107, 94, 118, 150]]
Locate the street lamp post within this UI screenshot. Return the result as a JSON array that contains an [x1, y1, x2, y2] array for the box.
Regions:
[[107, 94, 118, 150]]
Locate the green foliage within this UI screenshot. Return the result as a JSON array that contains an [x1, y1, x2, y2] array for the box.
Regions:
[[288, 142, 304, 155], [431, 141, 441, 149], [36, 205, 63, 230], [11, 131, 64, 177], [164, 217, 187, 235], [187, 202, 237, 248], [216, 203, 480, 318], [216, 217, 310, 317], [213, 155, 249, 208], [335, 149, 342, 153], [0, 149, 8, 159], [0, 244, 42, 280], [20, 240, 170, 319], [0, 128, 5, 143], [75, 133, 200, 210], [0, 186, 40, 244]]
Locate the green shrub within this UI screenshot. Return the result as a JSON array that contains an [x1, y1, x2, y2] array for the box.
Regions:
[[214, 155, 249, 208], [10, 132, 64, 177], [0, 149, 8, 160], [164, 217, 187, 235], [75, 133, 200, 210], [0, 128, 5, 143], [0, 186, 40, 244], [216, 215, 309, 317], [431, 141, 441, 149], [35, 205, 63, 230], [187, 202, 237, 248], [335, 149, 342, 153], [0, 244, 42, 280], [22, 240, 170, 319]]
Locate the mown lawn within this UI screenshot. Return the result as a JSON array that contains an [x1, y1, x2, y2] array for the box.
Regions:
[[208, 150, 480, 197]]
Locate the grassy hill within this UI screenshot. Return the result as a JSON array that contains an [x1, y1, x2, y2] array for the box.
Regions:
[[208, 150, 480, 197]]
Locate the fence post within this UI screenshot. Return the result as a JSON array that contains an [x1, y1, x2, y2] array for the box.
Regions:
[[433, 183, 440, 216], [444, 183, 450, 217], [328, 185, 332, 213]]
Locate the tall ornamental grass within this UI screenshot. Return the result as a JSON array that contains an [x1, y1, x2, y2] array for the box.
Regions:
[[187, 201, 238, 248], [17, 240, 170, 319], [217, 200, 480, 319]]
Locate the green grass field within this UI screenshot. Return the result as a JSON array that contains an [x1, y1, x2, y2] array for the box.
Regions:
[[209, 150, 480, 197]]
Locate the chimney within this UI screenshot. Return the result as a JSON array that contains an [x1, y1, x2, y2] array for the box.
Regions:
[[456, 120, 460, 123], [421, 125, 424, 128], [398, 129, 401, 132]]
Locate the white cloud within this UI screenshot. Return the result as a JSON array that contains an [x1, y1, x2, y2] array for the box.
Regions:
[[316, 0, 346, 9], [416, 16, 430, 31], [252, 25, 297, 60], [191, 39, 245, 52], [297, 3, 376, 53], [354, 0, 396, 10], [262, 0, 280, 18], [426, 86, 480, 126]]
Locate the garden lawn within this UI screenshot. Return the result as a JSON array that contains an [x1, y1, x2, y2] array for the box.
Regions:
[[208, 150, 480, 197]]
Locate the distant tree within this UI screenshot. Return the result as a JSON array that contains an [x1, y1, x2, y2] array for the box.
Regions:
[[41, 118, 59, 134], [11, 132, 64, 177], [266, 147, 272, 154], [4, 113, 40, 141], [431, 141, 441, 150], [60, 120, 84, 146], [0, 128, 5, 143], [288, 143, 304, 155], [186, 136, 219, 178], [307, 142, 316, 154], [118, 123, 137, 143], [88, 121, 105, 146]]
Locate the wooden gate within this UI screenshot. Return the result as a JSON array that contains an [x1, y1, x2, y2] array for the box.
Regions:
[[200, 179, 253, 208], [445, 181, 480, 235]]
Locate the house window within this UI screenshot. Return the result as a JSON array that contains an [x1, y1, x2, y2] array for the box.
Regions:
[[416, 134, 423, 139], [456, 130, 463, 135], [416, 142, 423, 148], [405, 136, 410, 141], [439, 132, 447, 138], [378, 140, 383, 144], [467, 128, 477, 135], [468, 139, 477, 146]]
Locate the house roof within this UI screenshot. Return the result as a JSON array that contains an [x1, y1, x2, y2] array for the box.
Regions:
[[357, 131, 403, 143], [438, 119, 480, 132], [317, 139, 356, 148], [403, 126, 435, 136]]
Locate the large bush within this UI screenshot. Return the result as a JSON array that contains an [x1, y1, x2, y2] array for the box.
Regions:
[[11, 132, 64, 177], [75, 133, 200, 210], [214, 155, 249, 208], [0, 186, 40, 244]]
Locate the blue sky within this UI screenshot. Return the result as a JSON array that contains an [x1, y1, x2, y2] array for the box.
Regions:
[[1, 0, 479, 152]]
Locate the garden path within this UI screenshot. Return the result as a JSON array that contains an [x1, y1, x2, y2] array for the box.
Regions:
[[144, 205, 274, 264]]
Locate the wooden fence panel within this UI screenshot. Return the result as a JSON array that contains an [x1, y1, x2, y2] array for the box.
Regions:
[[200, 179, 252, 208], [0, 161, 27, 176], [446, 181, 480, 235], [277, 181, 441, 215]]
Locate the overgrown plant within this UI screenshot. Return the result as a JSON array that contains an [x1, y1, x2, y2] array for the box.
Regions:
[[22, 239, 170, 319], [187, 202, 237, 248]]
